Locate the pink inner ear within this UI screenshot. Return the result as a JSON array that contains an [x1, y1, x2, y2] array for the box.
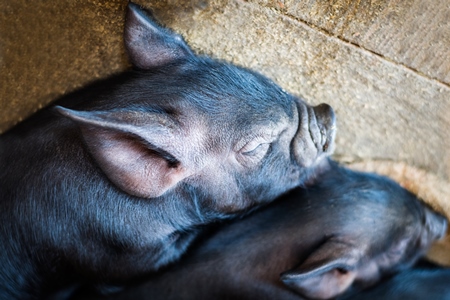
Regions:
[[281, 239, 362, 299], [82, 127, 189, 199], [55, 105, 190, 198], [283, 268, 356, 300]]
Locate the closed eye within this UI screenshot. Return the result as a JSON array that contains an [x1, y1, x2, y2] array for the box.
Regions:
[[242, 143, 270, 156], [236, 135, 277, 167]]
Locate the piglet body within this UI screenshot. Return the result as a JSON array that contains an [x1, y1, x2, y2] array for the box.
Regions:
[[99, 161, 446, 300]]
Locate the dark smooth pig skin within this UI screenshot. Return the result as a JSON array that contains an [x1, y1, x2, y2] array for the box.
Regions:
[[94, 160, 446, 300], [0, 3, 337, 299]]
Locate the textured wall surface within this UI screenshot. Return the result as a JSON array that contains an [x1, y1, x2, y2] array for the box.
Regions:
[[1, 0, 449, 258]]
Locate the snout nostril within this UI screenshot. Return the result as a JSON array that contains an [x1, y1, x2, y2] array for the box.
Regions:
[[312, 104, 336, 137], [438, 217, 448, 240], [312, 104, 335, 124], [311, 104, 336, 154], [427, 211, 448, 240]]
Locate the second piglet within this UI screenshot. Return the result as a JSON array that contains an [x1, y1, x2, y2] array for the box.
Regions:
[[97, 160, 446, 300]]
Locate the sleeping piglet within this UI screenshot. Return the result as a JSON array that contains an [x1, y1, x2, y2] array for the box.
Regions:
[[0, 3, 336, 299], [96, 160, 447, 300]]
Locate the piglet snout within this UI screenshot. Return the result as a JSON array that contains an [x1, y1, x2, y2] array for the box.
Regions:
[[424, 206, 447, 241], [312, 104, 335, 130], [311, 103, 336, 154], [293, 102, 337, 168]]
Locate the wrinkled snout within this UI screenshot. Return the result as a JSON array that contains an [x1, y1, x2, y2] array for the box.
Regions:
[[293, 102, 337, 167]]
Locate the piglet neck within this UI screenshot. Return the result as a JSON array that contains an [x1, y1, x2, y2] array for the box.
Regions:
[[302, 158, 333, 187]]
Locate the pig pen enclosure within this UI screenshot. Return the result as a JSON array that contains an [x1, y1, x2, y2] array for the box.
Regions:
[[1, 0, 449, 265]]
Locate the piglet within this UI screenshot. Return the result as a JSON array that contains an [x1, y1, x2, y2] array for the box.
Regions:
[[0, 3, 336, 299], [94, 160, 446, 300]]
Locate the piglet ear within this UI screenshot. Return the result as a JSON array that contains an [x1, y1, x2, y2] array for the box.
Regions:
[[124, 2, 194, 69], [55, 106, 190, 199], [280, 241, 360, 300]]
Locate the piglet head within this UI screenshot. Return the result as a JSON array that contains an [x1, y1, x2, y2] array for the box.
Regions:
[[281, 171, 447, 300], [55, 3, 336, 218]]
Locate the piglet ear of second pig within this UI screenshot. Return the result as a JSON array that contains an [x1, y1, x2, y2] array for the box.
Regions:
[[53, 106, 190, 199], [280, 239, 359, 300]]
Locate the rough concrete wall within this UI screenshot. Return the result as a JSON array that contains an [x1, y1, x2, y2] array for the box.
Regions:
[[0, 1, 128, 129], [257, 0, 450, 85], [1, 0, 449, 260]]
